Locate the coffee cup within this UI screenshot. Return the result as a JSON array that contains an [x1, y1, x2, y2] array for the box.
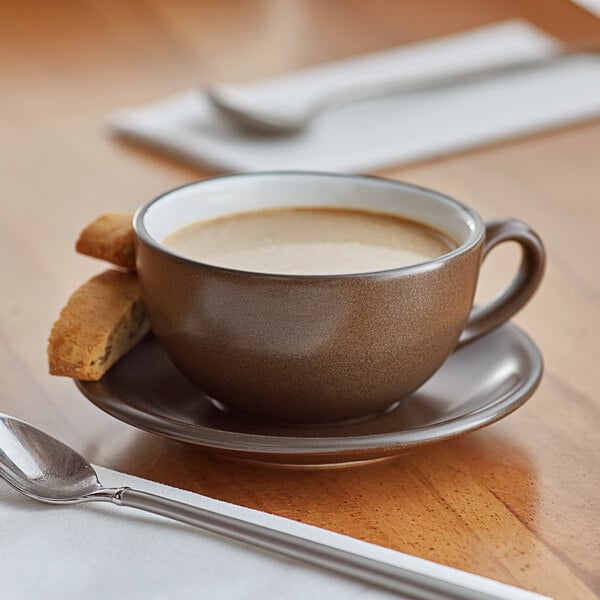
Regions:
[[134, 172, 544, 424]]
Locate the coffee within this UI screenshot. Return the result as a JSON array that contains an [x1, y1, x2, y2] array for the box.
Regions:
[[163, 207, 456, 275]]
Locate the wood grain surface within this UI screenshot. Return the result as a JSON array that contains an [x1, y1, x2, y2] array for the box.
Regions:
[[1, 1, 599, 598]]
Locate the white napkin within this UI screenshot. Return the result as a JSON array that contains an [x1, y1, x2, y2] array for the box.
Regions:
[[1, 465, 550, 599], [109, 20, 600, 172], [571, 0, 600, 18]]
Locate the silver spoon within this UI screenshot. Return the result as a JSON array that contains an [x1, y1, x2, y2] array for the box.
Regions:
[[0, 412, 505, 599], [206, 41, 600, 135]]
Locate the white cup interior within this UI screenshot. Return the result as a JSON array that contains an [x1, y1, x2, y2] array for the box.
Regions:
[[138, 172, 483, 261]]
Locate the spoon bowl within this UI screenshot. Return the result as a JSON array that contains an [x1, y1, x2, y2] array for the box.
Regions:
[[0, 414, 102, 503], [206, 85, 306, 135]]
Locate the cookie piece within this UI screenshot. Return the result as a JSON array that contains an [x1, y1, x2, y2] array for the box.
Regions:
[[48, 270, 150, 380], [76, 212, 136, 270]]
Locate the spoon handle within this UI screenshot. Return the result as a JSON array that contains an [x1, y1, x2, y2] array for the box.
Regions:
[[115, 487, 504, 600], [311, 38, 600, 114]]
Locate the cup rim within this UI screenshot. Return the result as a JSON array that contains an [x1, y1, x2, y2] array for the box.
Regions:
[[133, 170, 485, 279]]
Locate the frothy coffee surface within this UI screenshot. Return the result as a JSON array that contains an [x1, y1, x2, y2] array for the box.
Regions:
[[163, 207, 455, 275]]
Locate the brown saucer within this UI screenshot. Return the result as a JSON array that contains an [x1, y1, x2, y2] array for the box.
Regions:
[[76, 323, 542, 466]]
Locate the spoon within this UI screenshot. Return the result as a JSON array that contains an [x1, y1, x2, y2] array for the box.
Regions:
[[0, 413, 508, 600], [207, 41, 600, 135]]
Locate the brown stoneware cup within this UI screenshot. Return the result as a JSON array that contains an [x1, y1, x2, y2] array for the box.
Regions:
[[134, 172, 545, 424]]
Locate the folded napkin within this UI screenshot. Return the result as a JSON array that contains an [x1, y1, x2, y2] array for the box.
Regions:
[[1, 466, 550, 599], [572, 0, 600, 17], [109, 20, 600, 172]]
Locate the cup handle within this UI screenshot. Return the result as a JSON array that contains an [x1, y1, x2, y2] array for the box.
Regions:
[[457, 218, 545, 349]]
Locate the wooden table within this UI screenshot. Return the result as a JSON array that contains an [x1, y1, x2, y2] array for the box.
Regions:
[[1, 1, 599, 597]]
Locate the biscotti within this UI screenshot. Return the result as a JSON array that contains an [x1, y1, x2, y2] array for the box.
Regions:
[[48, 269, 150, 380], [76, 212, 136, 270]]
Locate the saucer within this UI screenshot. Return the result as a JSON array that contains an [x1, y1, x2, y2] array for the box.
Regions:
[[76, 323, 542, 466]]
